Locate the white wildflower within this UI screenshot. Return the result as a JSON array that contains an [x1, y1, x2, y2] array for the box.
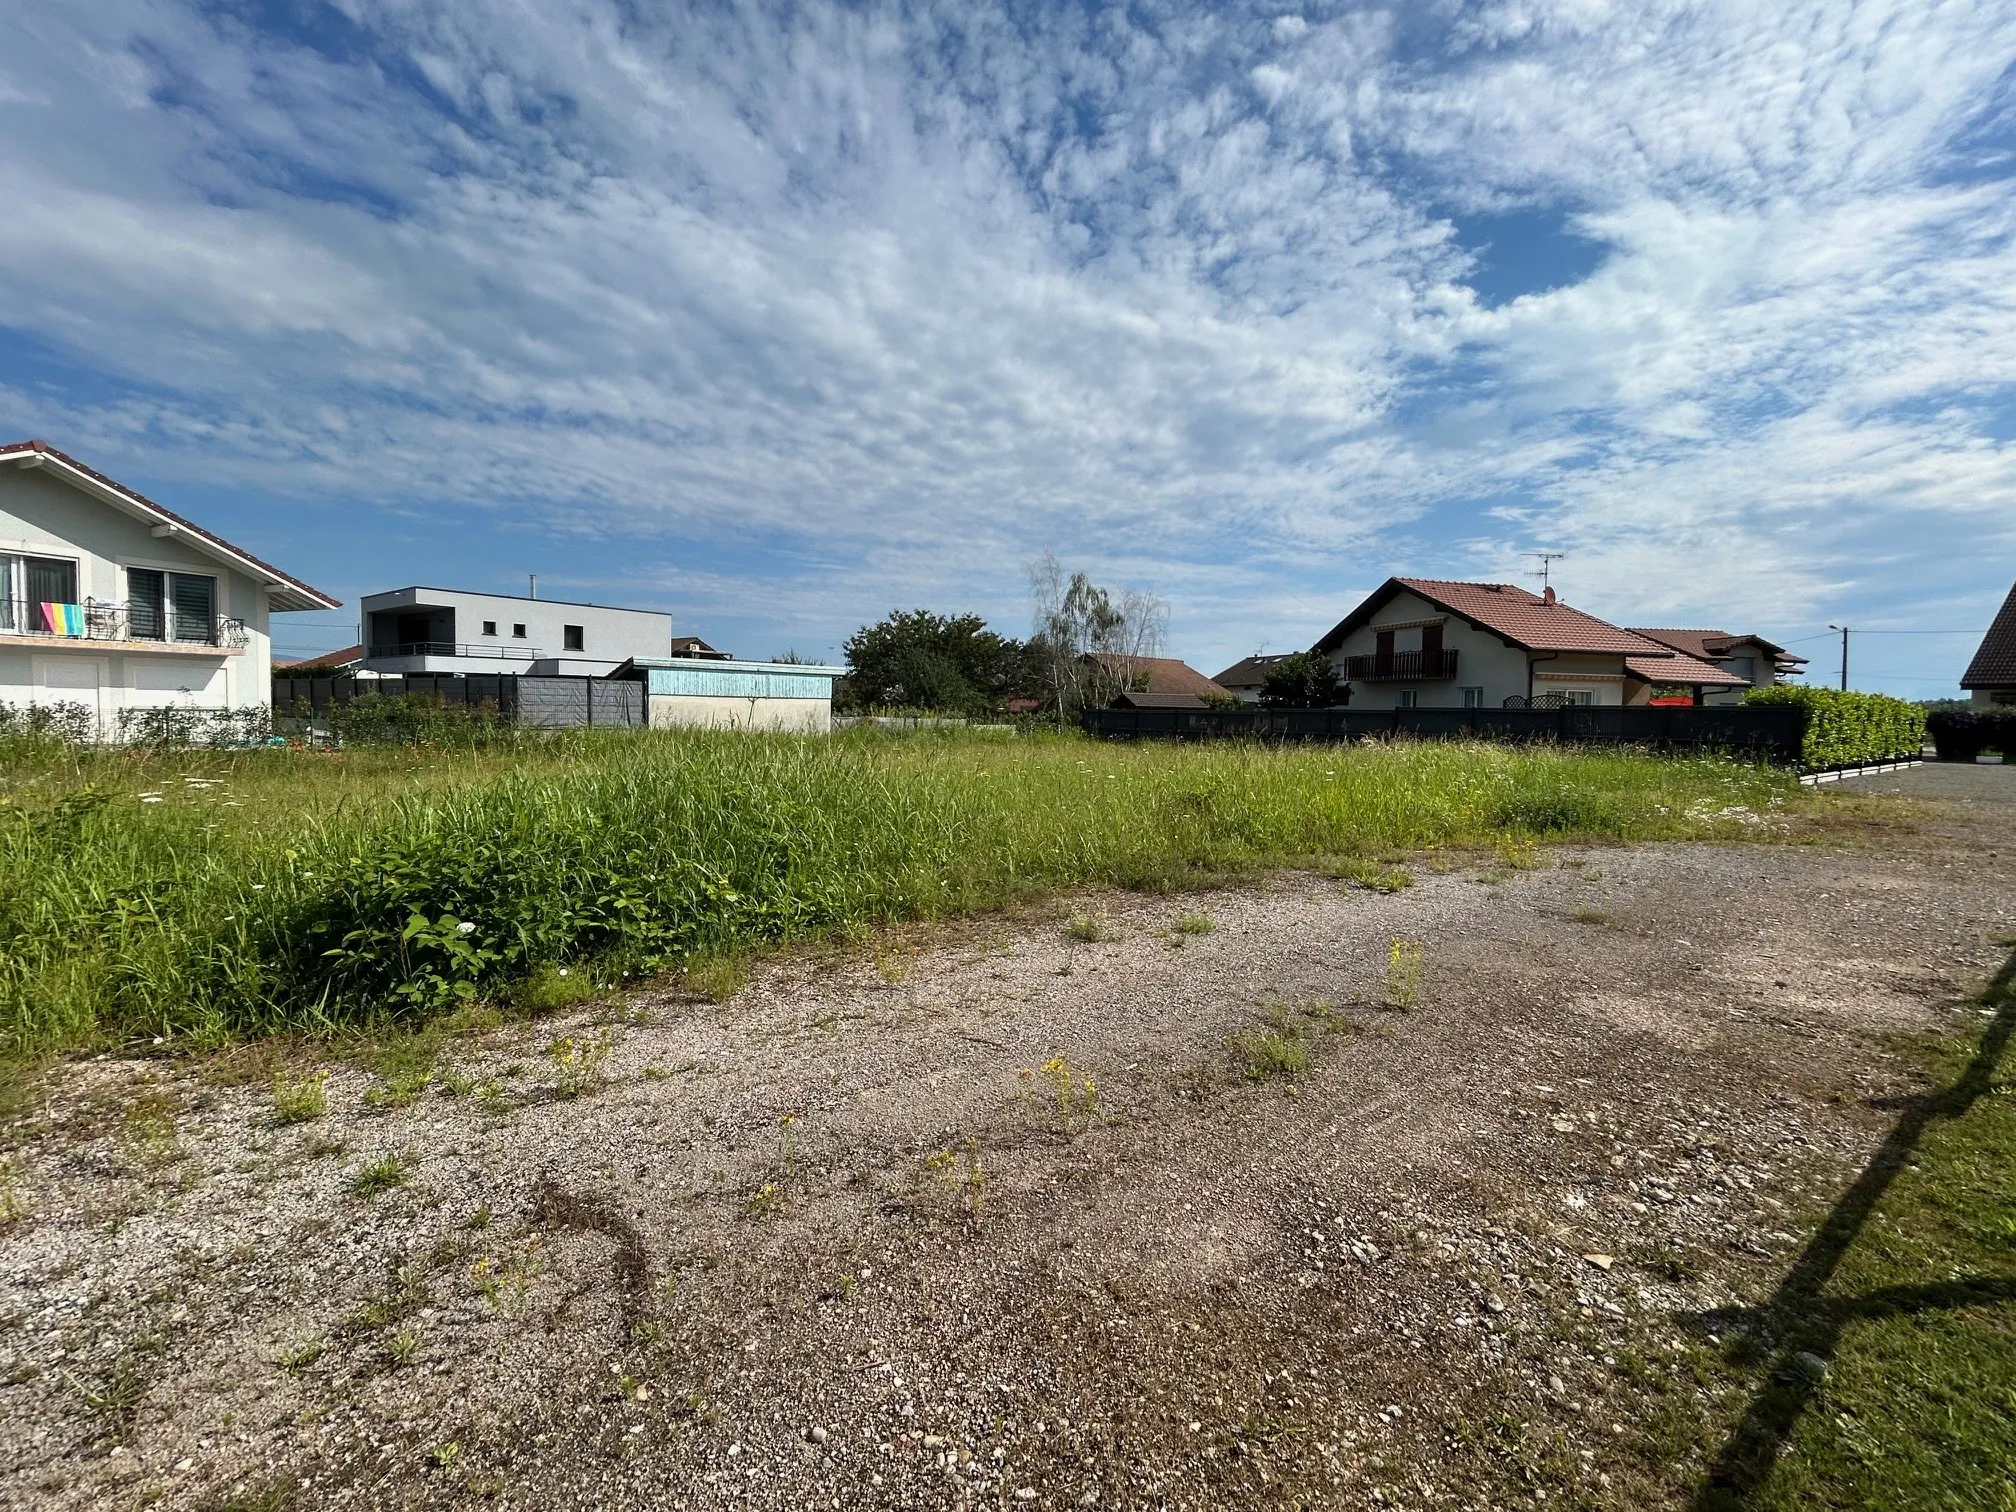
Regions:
[[456, 921, 477, 936]]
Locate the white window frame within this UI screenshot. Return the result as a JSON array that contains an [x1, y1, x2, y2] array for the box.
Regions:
[[1395, 690, 1418, 709], [1461, 686, 1484, 708]]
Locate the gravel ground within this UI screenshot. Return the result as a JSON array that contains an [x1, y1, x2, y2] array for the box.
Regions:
[[3, 766, 2013, 1511]]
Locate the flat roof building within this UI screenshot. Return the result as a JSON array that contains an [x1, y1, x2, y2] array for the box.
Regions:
[[359, 586, 671, 678]]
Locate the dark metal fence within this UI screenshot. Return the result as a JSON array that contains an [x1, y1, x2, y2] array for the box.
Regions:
[[1082, 702, 1806, 760], [272, 673, 643, 729]]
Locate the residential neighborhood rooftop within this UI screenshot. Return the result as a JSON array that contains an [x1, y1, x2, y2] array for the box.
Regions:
[[1088, 653, 1230, 699], [1961, 582, 2016, 689], [1314, 577, 1668, 658], [1, 439, 340, 613], [1629, 627, 1807, 670]]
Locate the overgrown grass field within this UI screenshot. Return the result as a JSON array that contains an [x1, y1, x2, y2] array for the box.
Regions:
[[0, 728, 1795, 1058]]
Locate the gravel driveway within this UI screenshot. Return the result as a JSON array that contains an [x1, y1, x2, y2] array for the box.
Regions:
[[4, 765, 2012, 1510]]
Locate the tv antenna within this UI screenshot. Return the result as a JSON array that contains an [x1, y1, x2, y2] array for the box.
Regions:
[[1525, 551, 1567, 593]]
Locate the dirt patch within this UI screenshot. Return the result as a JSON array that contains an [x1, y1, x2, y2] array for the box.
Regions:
[[2, 769, 2013, 1510]]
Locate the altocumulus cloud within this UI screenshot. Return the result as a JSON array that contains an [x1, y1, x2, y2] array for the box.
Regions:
[[0, 0, 2012, 681]]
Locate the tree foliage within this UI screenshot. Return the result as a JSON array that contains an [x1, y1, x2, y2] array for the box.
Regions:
[[842, 610, 1034, 715], [1744, 685, 1926, 769], [1258, 651, 1344, 709], [1028, 552, 1167, 721]]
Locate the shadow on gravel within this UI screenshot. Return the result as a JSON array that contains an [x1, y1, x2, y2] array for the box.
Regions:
[[1684, 947, 2016, 1509]]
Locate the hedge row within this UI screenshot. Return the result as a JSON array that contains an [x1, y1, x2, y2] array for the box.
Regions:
[[1924, 710, 2016, 762], [1744, 686, 1927, 770]]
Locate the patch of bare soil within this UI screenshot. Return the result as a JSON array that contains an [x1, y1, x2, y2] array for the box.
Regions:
[[3, 769, 2013, 1511]]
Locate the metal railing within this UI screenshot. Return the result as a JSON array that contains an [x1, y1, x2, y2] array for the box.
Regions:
[[0, 599, 247, 648], [367, 641, 547, 661], [1341, 648, 1459, 681]]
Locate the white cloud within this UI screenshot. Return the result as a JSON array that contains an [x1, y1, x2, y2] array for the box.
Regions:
[[0, 0, 2010, 682]]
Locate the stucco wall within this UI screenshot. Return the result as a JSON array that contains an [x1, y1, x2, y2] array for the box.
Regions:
[[0, 466, 272, 726], [649, 694, 830, 734], [1324, 589, 1529, 709]]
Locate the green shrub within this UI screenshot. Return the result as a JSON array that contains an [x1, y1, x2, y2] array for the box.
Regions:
[[328, 693, 516, 749], [1745, 686, 1926, 770], [1925, 710, 2016, 763]]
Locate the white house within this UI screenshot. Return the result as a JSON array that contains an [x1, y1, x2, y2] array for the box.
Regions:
[[0, 440, 338, 733], [359, 586, 671, 678], [1311, 577, 1745, 710]]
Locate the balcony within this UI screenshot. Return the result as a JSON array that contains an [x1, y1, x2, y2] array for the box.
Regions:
[[1341, 649, 1459, 682], [367, 641, 546, 662], [0, 599, 247, 651]]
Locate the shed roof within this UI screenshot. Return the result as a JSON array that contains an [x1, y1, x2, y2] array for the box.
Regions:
[[1961, 583, 2016, 688], [1, 440, 339, 613]]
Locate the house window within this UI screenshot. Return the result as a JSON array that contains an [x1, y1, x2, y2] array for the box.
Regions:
[[2, 554, 80, 632], [125, 568, 217, 643], [1461, 686, 1484, 708], [1726, 656, 1757, 683], [1396, 690, 1418, 708], [1564, 690, 1595, 706], [512, 623, 527, 639], [482, 620, 497, 637], [563, 624, 584, 652]]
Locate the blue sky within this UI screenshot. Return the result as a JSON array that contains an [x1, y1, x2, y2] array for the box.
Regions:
[[2, 1, 2013, 694]]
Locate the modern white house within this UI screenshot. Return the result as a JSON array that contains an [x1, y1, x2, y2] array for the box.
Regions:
[[0, 440, 338, 732], [359, 586, 672, 678], [1310, 577, 1745, 709], [617, 656, 847, 733]]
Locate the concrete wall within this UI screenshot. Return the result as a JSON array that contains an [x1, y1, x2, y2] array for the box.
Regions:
[[1975, 688, 2016, 707], [360, 586, 670, 676], [649, 694, 829, 733], [0, 464, 273, 729]]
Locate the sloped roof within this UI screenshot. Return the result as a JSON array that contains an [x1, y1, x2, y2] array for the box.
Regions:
[[0, 440, 339, 613], [1630, 627, 1807, 670], [1623, 646, 1750, 687], [669, 635, 730, 660], [1213, 653, 1288, 689], [1961, 583, 2016, 688], [1313, 578, 1661, 657], [276, 644, 364, 671], [1088, 654, 1229, 698], [1111, 690, 1210, 710]]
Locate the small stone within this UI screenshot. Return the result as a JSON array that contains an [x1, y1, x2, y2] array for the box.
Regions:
[[1792, 1351, 1829, 1381], [1188, 1421, 1202, 1432], [1015, 1490, 1038, 1502], [1551, 1119, 1577, 1133], [1548, 1376, 1566, 1395], [1485, 1294, 1507, 1313], [924, 1435, 948, 1450], [809, 1426, 828, 1444], [1583, 1254, 1615, 1271]]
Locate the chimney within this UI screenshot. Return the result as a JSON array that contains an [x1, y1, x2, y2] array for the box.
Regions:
[[1543, 585, 1557, 606]]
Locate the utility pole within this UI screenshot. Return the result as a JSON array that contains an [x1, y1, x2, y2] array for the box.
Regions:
[[1827, 623, 1848, 690], [1525, 551, 1567, 594]]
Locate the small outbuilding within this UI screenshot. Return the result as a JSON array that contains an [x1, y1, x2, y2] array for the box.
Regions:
[[614, 655, 846, 733]]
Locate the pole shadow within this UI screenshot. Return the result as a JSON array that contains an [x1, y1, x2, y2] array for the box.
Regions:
[[1685, 948, 2016, 1509]]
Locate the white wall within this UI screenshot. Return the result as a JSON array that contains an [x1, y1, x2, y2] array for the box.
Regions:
[[361, 586, 669, 675], [1324, 590, 1529, 709], [0, 465, 275, 729], [649, 694, 830, 733]]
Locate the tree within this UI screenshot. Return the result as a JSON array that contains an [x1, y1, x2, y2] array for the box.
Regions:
[[842, 610, 1032, 715], [1027, 552, 1167, 723], [1259, 650, 1344, 708]]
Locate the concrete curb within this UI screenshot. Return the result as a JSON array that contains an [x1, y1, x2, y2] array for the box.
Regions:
[[1799, 758, 1925, 787]]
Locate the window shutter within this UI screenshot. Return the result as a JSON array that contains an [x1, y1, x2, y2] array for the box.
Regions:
[[170, 574, 215, 642], [25, 556, 77, 607], [128, 568, 166, 640]]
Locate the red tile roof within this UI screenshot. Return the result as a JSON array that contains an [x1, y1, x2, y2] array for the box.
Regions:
[[1624, 647, 1750, 686], [276, 643, 363, 671], [1088, 654, 1230, 698], [1315, 578, 1660, 657], [1962, 582, 2016, 688], [0, 439, 339, 612], [1629, 627, 1807, 670]]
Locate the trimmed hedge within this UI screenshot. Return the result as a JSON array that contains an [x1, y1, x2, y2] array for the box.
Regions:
[[1924, 710, 2016, 763], [1744, 686, 1926, 770]]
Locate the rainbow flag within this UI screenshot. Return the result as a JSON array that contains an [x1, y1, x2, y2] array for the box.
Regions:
[[40, 602, 86, 637]]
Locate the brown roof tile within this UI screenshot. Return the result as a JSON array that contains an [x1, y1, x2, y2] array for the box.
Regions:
[[1089, 654, 1229, 698], [1962, 582, 2016, 688], [1624, 647, 1750, 686], [1315, 578, 1660, 657], [1212, 653, 1288, 689], [1630, 627, 1806, 669]]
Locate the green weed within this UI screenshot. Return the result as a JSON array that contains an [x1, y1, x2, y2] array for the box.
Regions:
[[547, 1030, 613, 1098], [270, 1070, 328, 1124], [1385, 938, 1424, 1010], [1228, 1006, 1313, 1081], [1065, 914, 1114, 943], [1172, 913, 1215, 935], [685, 956, 748, 1003], [350, 1154, 407, 1198]]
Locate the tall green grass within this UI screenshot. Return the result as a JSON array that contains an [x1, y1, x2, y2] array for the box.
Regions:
[[0, 728, 1793, 1056]]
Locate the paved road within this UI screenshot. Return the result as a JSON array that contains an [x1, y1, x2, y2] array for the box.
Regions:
[[1834, 760, 2016, 803]]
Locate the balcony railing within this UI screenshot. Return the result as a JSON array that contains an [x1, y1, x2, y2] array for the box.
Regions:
[[1341, 649, 1460, 682], [368, 641, 547, 661], [0, 599, 247, 649]]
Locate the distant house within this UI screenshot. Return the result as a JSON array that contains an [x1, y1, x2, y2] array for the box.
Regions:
[[1212, 653, 1289, 705], [1627, 628, 1806, 707], [1961, 583, 2016, 707], [0, 439, 338, 732], [669, 635, 732, 660], [1089, 653, 1232, 711], [1311, 577, 1712, 710], [359, 586, 672, 679], [276, 644, 365, 674]]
